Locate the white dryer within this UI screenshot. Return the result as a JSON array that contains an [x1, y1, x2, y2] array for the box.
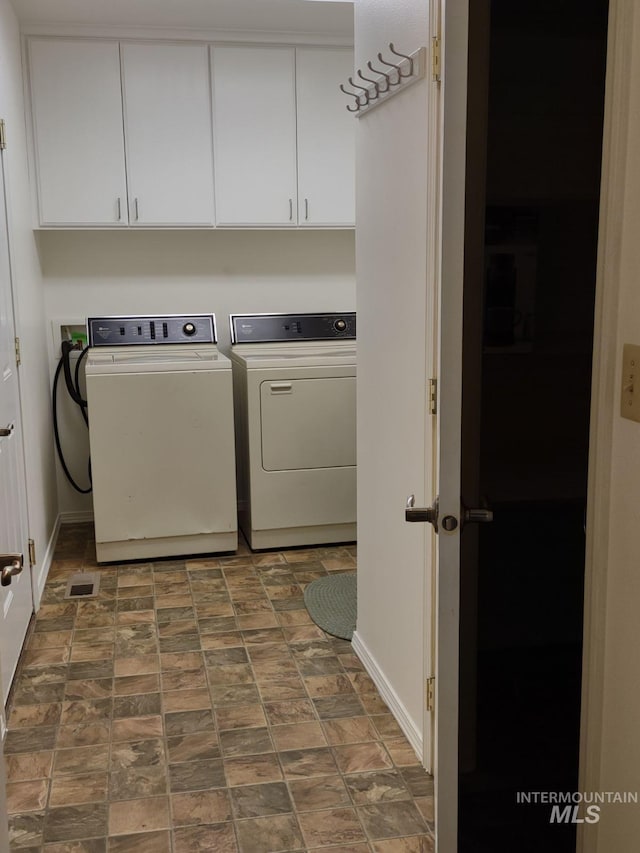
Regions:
[[229, 312, 356, 550], [85, 314, 237, 563]]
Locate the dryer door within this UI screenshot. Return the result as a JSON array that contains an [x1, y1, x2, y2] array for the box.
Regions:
[[260, 376, 356, 471]]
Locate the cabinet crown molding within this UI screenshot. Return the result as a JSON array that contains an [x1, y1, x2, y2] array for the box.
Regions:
[[21, 23, 354, 47]]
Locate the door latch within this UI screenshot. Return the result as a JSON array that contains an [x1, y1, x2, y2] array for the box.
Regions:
[[406, 495, 494, 534], [405, 495, 439, 532], [461, 501, 493, 530], [0, 553, 23, 587]]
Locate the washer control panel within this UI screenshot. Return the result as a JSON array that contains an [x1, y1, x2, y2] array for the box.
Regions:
[[230, 312, 356, 344], [88, 315, 217, 347]]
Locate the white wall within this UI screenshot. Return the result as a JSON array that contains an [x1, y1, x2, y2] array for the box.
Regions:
[[0, 0, 57, 600], [352, 0, 432, 755], [39, 228, 355, 514]]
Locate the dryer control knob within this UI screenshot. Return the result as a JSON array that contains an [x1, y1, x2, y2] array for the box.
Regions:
[[334, 319, 347, 332], [183, 323, 197, 336]]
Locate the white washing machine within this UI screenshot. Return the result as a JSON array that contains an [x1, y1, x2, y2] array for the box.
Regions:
[[85, 314, 237, 563], [229, 312, 356, 550]]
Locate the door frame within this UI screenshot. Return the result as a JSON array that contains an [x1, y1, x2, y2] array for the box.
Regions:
[[0, 654, 9, 852], [578, 0, 630, 850]]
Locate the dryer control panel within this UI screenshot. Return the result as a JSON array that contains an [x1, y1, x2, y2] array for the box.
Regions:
[[230, 312, 356, 344], [88, 315, 217, 347]]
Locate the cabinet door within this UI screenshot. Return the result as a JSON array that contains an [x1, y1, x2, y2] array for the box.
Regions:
[[122, 43, 215, 226], [28, 39, 128, 226], [296, 48, 355, 227], [211, 45, 297, 226]]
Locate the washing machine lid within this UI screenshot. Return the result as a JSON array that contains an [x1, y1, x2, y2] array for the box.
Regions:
[[86, 344, 230, 374]]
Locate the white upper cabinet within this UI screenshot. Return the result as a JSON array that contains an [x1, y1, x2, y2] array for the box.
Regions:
[[296, 48, 355, 227], [211, 44, 355, 227], [211, 45, 298, 226], [121, 43, 215, 226], [28, 39, 128, 227], [27, 38, 355, 229]]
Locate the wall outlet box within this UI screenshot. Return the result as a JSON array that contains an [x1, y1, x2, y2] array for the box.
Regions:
[[621, 343, 640, 422], [70, 329, 88, 348], [51, 320, 87, 357]]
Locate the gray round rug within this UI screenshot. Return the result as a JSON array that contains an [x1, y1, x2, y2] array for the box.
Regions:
[[303, 572, 357, 640]]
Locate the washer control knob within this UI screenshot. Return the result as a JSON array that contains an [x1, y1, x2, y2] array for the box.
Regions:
[[334, 318, 347, 333], [183, 322, 197, 336]]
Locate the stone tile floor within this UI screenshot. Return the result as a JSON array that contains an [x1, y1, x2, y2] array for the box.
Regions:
[[4, 523, 434, 852]]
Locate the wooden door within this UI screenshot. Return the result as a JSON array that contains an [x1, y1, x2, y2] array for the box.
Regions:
[[422, 1, 471, 848], [0, 151, 33, 702]]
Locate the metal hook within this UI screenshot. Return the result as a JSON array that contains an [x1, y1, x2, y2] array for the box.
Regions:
[[375, 52, 402, 86], [356, 68, 380, 99], [366, 60, 391, 93], [388, 43, 414, 77], [339, 83, 361, 112], [348, 76, 371, 106]]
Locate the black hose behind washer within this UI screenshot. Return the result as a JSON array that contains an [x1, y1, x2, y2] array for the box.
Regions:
[[53, 341, 92, 494]]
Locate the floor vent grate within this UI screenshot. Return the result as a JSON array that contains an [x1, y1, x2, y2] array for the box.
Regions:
[[64, 572, 101, 599]]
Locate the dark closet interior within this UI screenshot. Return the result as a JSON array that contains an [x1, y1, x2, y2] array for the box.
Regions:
[[459, 2, 609, 850]]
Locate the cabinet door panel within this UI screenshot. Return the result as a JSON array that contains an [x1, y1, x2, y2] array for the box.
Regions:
[[296, 48, 355, 227], [122, 43, 215, 226], [211, 45, 297, 226], [28, 39, 128, 226]]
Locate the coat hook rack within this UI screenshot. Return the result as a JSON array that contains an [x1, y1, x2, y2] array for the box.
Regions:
[[339, 43, 427, 117], [339, 83, 362, 112]]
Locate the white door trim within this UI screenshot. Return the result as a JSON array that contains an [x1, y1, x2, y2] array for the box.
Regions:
[[578, 1, 631, 851]]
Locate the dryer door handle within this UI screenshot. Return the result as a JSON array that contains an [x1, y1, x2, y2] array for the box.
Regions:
[[269, 382, 293, 394]]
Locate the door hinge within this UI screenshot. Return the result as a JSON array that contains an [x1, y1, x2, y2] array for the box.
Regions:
[[428, 378, 437, 415], [426, 676, 435, 711], [431, 36, 441, 82], [0, 119, 6, 150], [14, 337, 21, 366], [28, 539, 36, 568]]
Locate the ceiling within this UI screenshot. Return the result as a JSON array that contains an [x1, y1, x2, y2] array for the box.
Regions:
[[10, 0, 354, 37]]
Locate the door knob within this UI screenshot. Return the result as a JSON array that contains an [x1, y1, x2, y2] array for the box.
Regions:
[[0, 424, 14, 437], [1, 553, 23, 587], [405, 495, 439, 532]]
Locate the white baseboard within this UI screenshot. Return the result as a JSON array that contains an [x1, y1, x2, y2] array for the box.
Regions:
[[33, 514, 61, 609], [351, 630, 423, 761], [59, 511, 94, 524]]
